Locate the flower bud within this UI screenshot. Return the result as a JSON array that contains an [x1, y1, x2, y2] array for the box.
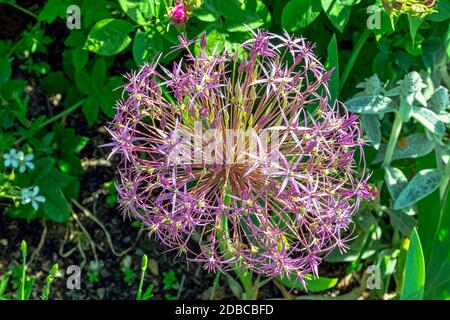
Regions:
[[169, 1, 189, 25]]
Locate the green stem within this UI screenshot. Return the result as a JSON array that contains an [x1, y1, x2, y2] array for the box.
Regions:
[[14, 99, 86, 145], [20, 241, 27, 300], [136, 254, 148, 300], [383, 111, 403, 168], [3, 2, 38, 19], [340, 29, 371, 93]]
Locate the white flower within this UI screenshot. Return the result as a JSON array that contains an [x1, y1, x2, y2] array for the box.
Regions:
[[3, 149, 19, 168], [3, 149, 35, 172], [17, 151, 34, 173], [21, 186, 46, 211]]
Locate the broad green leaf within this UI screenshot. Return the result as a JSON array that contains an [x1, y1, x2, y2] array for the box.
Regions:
[[345, 95, 396, 114], [86, 19, 134, 56], [401, 228, 425, 300], [41, 71, 71, 94], [82, 96, 99, 126], [361, 114, 381, 150], [373, 133, 435, 164], [72, 46, 89, 70], [133, 29, 164, 66], [408, 16, 422, 45], [41, 188, 70, 223], [281, 0, 321, 32], [277, 274, 338, 292], [118, 0, 154, 25], [325, 35, 339, 104], [38, 0, 70, 23], [412, 106, 446, 137], [394, 169, 442, 210], [0, 57, 11, 86], [425, 189, 450, 299], [74, 69, 92, 95], [427, 0, 450, 22], [321, 0, 355, 33]]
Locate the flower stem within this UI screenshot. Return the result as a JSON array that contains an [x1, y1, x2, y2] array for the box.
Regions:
[[136, 254, 148, 300], [14, 99, 86, 145], [340, 29, 371, 93], [3, 2, 38, 19], [383, 111, 403, 168]]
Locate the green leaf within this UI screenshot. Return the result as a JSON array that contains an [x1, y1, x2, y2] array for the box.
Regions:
[[41, 189, 70, 223], [75, 69, 93, 95], [118, 0, 154, 25], [401, 228, 425, 300], [72, 46, 89, 70], [41, 71, 71, 94], [427, 0, 450, 22], [281, 0, 321, 32], [86, 19, 134, 56], [345, 95, 396, 114], [325, 35, 339, 104], [321, 0, 355, 33], [277, 274, 338, 292], [38, 0, 70, 23], [394, 169, 442, 210], [133, 29, 164, 66], [425, 189, 450, 299], [0, 57, 12, 86], [412, 106, 446, 138], [82, 96, 99, 126], [407, 16, 422, 45]]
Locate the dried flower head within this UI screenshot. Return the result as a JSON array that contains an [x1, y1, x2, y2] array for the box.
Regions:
[[106, 31, 373, 281]]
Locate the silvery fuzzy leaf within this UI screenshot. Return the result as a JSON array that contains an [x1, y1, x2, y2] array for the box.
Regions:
[[361, 114, 381, 150], [438, 111, 450, 125], [385, 166, 408, 200], [388, 210, 417, 237], [345, 95, 397, 114], [385, 166, 415, 215], [429, 86, 449, 114], [412, 105, 446, 137], [372, 133, 434, 164], [415, 91, 428, 107], [393, 169, 442, 210], [386, 87, 400, 97]]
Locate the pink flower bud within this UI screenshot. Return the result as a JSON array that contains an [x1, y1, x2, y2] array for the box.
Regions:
[[169, 1, 189, 25]]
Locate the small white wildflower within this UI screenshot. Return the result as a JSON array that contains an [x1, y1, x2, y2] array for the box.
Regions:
[[3, 149, 19, 168], [17, 151, 34, 173], [21, 186, 46, 211]]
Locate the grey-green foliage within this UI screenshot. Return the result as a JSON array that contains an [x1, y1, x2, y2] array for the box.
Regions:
[[346, 72, 449, 165]]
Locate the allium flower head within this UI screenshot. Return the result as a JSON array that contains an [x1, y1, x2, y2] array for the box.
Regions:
[[169, 1, 189, 25], [382, 0, 437, 17], [106, 31, 373, 281]]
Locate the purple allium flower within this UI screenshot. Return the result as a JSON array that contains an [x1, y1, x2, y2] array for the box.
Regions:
[[106, 30, 374, 282], [169, 1, 189, 25]]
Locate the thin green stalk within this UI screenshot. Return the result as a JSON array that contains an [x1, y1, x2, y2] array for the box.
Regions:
[[41, 264, 58, 300], [339, 29, 371, 93], [20, 240, 27, 300], [14, 99, 86, 145], [383, 111, 403, 168], [347, 225, 376, 273], [209, 272, 221, 300], [2, 2, 38, 19], [136, 254, 148, 300]]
